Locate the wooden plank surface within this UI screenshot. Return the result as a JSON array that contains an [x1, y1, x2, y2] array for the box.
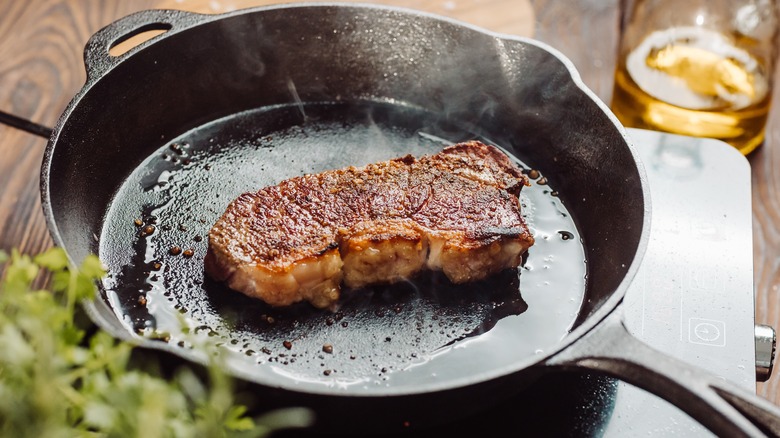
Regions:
[[1, 0, 779, 413]]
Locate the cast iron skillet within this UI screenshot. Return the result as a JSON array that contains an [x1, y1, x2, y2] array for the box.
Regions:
[[30, 3, 780, 436]]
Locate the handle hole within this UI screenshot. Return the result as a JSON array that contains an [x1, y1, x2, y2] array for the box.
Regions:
[[108, 23, 172, 57]]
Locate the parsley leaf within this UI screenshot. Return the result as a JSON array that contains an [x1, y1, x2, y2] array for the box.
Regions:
[[0, 247, 313, 437]]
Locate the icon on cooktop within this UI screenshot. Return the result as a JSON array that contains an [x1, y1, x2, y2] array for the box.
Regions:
[[688, 318, 726, 346]]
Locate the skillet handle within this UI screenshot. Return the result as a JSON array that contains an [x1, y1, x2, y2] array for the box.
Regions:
[[546, 310, 780, 437], [83, 9, 206, 81]]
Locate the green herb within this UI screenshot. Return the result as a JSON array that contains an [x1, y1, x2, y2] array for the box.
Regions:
[[0, 248, 313, 437]]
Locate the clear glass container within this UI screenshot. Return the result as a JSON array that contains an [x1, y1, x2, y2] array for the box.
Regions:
[[611, 0, 779, 155]]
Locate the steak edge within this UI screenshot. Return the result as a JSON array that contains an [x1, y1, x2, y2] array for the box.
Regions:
[[205, 141, 535, 309]]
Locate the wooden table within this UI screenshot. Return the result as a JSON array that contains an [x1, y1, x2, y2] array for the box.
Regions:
[[2, 0, 779, 409]]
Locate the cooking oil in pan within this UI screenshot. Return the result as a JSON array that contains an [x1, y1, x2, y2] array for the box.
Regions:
[[99, 101, 586, 387]]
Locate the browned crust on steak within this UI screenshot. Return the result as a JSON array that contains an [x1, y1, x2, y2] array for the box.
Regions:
[[205, 141, 535, 308]]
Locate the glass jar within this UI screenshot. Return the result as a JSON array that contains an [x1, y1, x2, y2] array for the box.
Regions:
[[611, 0, 779, 155]]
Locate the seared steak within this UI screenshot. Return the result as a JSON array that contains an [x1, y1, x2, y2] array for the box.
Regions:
[[205, 141, 535, 309]]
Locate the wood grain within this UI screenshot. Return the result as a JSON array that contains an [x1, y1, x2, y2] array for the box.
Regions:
[[2, 0, 780, 411], [750, 88, 780, 403]]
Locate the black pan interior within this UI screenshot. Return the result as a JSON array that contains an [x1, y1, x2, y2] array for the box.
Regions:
[[98, 100, 587, 389], [43, 5, 646, 396]]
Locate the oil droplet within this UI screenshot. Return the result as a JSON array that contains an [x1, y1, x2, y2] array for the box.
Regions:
[[558, 231, 574, 240]]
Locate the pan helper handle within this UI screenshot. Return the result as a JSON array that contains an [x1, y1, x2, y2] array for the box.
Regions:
[[83, 9, 205, 82], [547, 310, 780, 437]]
